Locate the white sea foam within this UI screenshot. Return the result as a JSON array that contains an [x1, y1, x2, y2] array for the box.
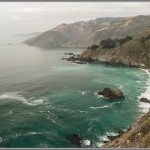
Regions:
[[138, 69, 150, 113], [98, 135, 110, 142], [79, 90, 91, 95], [117, 84, 124, 90], [106, 131, 119, 136], [81, 91, 86, 95], [8, 110, 13, 115], [81, 139, 91, 146], [30, 99, 45, 105], [14, 132, 42, 138], [26, 132, 42, 136], [0, 92, 47, 106], [90, 101, 120, 110], [90, 105, 112, 109], [94, 132, 118, 147], [97, 142, 104, 147], [76, 110, 87, 113], [94, 91, 109, 99], [95, 132, 118, 147]]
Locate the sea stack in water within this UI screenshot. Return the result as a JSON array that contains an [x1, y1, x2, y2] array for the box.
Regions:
[[98, 88, 124, 100], [140, 97, 150, 104]]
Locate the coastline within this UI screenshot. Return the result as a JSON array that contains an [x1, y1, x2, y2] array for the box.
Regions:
[[65, 54, 150, 147], [101, 68, 150, 148]]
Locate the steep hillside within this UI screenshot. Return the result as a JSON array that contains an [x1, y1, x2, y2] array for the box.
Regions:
[[79, 28, 150, 68], [25, 15, 150, 48], [102, 109, 150, 148]]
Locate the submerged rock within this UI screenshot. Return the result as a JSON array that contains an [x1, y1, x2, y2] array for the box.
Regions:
[[66, 56, 77, 61], [65, 52, 74, 55], [103, 140, 110, 143], [98, 88, 124, 100], [66, 134, 83, 147], [66, 134, 90, 147], [140, 97, 150, 104], [107, 130, 124, 142]]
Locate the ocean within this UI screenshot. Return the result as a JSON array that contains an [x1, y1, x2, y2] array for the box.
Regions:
[[0, 41, 149, 148]]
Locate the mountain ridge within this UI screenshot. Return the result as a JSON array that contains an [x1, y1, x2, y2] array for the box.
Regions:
[[25, 15, 150, 48]]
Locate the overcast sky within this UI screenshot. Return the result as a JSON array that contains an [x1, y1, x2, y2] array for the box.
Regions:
[[0, 2, 150, 37]]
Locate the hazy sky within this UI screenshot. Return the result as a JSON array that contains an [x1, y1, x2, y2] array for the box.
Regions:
[[0, 2, 150, 36]]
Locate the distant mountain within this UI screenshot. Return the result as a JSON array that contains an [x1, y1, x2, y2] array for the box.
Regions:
[[25, 15, 150, 48]]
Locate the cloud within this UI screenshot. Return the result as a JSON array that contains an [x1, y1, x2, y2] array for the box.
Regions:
[[0, 2, 149, 34]]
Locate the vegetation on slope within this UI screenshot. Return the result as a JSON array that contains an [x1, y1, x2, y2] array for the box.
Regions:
[[102, 109, 150, 148], [80, 28, 150, 68]]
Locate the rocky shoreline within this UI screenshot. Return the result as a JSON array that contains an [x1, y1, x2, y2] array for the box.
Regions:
[[63, 52, 150, 69], [102, 108, 150, 148], [63, 52, 150, 148]]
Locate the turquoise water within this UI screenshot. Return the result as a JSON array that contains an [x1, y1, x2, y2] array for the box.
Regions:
[[0, 43, 149, 148]]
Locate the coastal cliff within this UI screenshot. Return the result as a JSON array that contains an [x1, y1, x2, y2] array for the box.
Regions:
[[79, 28, 150, 69], [102, 109, 150, 148]]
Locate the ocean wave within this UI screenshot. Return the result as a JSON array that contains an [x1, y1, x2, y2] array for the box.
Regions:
[[95, 132, 118, 148], [90, 105, 112, 109], [96, 142, 104, 148], [90, 101, 120, 110], [26, 132, 42, 136], [78, 90, 91, 95], [97, 134, 110, 142], [0, 92, 48, 106], [117, 84, 124, 90], [14, 132, 43, 139], [94, 91, 109, 99], [138, 69, 150, 113], [80, 139, 91, 147], [106, 131, 119, 136], [55, 107, 87, 114], [76, 110, 87, 113]]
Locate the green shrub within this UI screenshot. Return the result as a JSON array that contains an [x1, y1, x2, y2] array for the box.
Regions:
[[100, 39, 116, 48], [90, 45, 99, 50]]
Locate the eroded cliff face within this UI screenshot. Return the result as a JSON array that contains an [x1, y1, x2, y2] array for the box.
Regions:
[[102, 109, 150, 148], [25, 15, 150, 48], [79, 28, 150, 69]]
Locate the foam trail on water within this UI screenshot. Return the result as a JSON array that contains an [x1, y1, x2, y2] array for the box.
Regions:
[[0, 92, 47, 106], [90, 101, 120, 110], [90, 105, 112, 109]]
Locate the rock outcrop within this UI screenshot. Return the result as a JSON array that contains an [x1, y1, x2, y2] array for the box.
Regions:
[[67, 134, 83, 147], [66, 134, 90, 147], [98, 88, 124, 100], [140, 98, 150, 104]]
